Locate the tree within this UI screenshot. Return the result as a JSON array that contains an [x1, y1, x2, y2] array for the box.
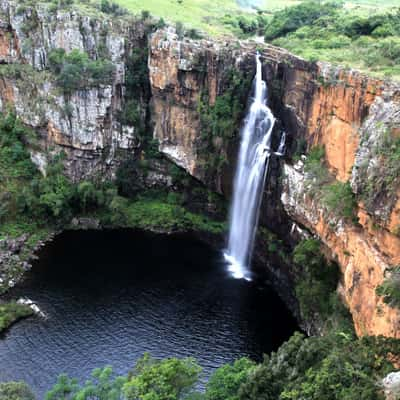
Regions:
[[46, 367, 126, 400], [206, 358, 255, 400], [264, 1, 340, 41], [123, 353, 202, 400]]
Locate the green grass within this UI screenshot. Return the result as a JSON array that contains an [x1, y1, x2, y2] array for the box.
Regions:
[[0, 302, 33, 333], [114, 0, 247, 36], [111, 0, 398, 37]]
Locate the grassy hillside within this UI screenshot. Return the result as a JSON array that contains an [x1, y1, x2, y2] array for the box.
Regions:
[[112, 0, 399, 36], [114, 0, 247, 36]]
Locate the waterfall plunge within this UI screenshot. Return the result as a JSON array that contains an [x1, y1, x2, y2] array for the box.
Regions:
[[225, 54, 277, 280]]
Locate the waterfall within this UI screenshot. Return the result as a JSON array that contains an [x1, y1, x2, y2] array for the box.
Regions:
[[224, 53, 276, 280]]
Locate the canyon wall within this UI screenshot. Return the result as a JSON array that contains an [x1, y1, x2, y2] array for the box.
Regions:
[[0, 1, 399, 337], [148, 28, 400, 337]]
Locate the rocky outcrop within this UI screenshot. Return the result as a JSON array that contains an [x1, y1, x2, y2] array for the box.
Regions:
[[383, 372, 400, 400], [0, 0, 399, 338], [0, 233, 53, 294]]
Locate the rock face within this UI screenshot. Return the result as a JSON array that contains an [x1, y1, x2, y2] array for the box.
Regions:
[[148, 28, 400, 337], [0, 1, 399, 337], [0, 0, 149, 180], [383, 372, 400, 400]]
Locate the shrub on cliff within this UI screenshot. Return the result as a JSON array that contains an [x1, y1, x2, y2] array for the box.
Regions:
[[0, 111, 38, 223], [360, 129, 400, 213], [376, 266, 400, 309], [322, 181, 358, 223], [292, 239, 339, 322], [47, 49, 115, 93], [303, 145, 330, 195]]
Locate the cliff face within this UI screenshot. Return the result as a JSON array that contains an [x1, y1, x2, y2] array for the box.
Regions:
[[0, 1, 399, 337], [279, 69, 400, 337], [0, 0, 149, 180], [149, 31, 400, 337]]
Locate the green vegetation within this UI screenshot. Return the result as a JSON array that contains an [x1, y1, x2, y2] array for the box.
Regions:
[[47, 49, 115, 93], [205, 358, 256, 400], [0, 302, 33, 333], [17, 0, 400, 80], [6, 332, 396, 399], [376, 266, 400, 309], [303, 146, 358, 223], [264, 1, 340, 41], [45, 354, 202, 400], [124, 354, 201, 400], [198, 68, 252, 178], [322, 181, 358, 223], [104, 194, 226, 234], [113, 0, 250, 36], [0, 110, 225, 243], [239, 332, 399, 400], [292, 239, 341, 324], [358, 129, 400, 214], [100, 0, 129, 15], [268, 1, 400, 79], [0, 381, 35, 400]]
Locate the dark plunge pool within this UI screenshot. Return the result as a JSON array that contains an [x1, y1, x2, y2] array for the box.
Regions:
[[0, 230, 297, 398]]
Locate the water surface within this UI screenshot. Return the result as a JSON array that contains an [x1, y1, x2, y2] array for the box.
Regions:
[[0, 230, 296, 397]]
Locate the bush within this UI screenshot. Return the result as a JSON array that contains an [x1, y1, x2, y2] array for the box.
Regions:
[[176, 21, 185, 39], [266, 5, 400, 79], [376, 266, 400, 309], [0, 381, 35, 400], [303, 145, 330, 194], [264, 1, 340, 41], [239, 332, 399, 400], [322, 181, 357, 222], [198, 68, 252, 178], [123, 353, 202, 400], [115, 158, 144, 199], [99, 0, 128, 16], [0, 302, 33, 333], [47, 49, 115, 93], [359, 129, 400, 212], [206, 358, 255, 400]]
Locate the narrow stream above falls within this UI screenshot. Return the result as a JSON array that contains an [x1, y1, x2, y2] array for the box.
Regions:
[[0, 230, 297, 398]]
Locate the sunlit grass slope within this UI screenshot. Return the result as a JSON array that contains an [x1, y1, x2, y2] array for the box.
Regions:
[[114, 0, 246, 36]]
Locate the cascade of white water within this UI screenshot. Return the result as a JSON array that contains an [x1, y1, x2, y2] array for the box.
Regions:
[[224, 53, 276, 280], [275, 131, 286, 156]]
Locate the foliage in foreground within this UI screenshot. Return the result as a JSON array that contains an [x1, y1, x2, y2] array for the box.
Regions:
[[239, 332, 399, 400], [45, 354, 202, 400], [7, 331, 395, 400]]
